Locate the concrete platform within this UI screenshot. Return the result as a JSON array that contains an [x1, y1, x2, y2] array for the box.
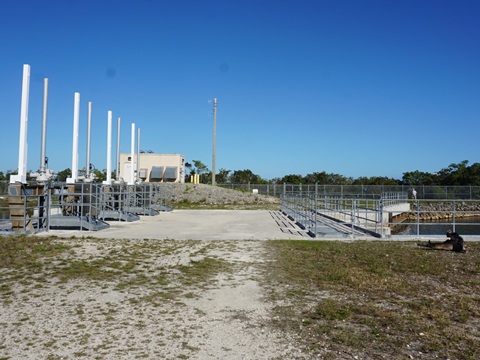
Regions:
[[39, 210, 316, 240]]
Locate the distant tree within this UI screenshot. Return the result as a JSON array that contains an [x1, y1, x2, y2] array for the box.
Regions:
[[188, 160, 210, 183], [437, 160, 469, 185], [192, 160, 209, 176], [0, 170, 16, 184], [325, 173, 352, 185], [304, 172, 328, 184], [215, 168, 231, 183], [184, 162, 192, 180], [465, 163, 480, 186], [56, 168, 71, 182], [303, 171, 352, 185], [352, 176, 399, 185], [280, 174, 304, 184], [352, 177, 370, 185], [230, 169, 265, 184], [5, 170, 17, 179], [402, 170, 437, 185], [93, 169, 107, 182]]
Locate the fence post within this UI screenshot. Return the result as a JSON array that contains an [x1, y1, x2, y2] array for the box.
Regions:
[[452, 200, 456, 232], [350, 199, 355, 238], [379, 197, 384, 238], [416, 199, 420, 236]]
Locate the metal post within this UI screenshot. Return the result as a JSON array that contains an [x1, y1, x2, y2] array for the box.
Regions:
[[40, 78, 48, 176], [11, 64, 31, 184], [116, 117, 121, 181], [104, 110, 112, 184], [351, 199, 355, 238], [314, 193, 318, 238], [73, 92, 80, 180], [416, 199, 420, 236], [211, 98, 217, 185], [86, 101, 92, 179], [129, 123, 135, 185], [136, 127, 141, 183], [452, 200, 456, 232], [67, 92, 80, 184]]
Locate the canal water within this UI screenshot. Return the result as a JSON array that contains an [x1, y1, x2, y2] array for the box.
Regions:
[[398, 216, 480, 236]]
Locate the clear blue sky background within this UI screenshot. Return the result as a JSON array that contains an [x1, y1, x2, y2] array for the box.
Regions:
[[1, 0, 479, 181]]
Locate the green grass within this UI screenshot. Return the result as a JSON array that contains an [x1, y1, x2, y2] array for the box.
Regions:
[[0, 235, 70, 269], [263, 240, 480, 359]]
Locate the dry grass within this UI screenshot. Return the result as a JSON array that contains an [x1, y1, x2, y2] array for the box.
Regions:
[[262, 240, 480, 359], [0, 235, 241, 359], [2, 235, 479, 359], [170, 200, 280, 210]]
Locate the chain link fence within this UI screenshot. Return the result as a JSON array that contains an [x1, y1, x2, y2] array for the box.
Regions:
[[216, 183, 480, 200]]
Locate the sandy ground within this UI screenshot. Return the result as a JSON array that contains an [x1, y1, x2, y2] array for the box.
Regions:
[[1, 211, 311, 359]]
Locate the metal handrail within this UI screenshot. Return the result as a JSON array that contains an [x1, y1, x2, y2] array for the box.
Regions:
[[216, 183, 480, 200], [281, 193, 480, 238]]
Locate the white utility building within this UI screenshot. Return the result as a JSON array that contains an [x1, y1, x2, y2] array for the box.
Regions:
[[119, 153, 185, 183]]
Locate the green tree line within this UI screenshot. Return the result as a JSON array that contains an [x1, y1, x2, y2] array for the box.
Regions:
[[2, 160, 480, 186], [0, 168, 110, 183], [188, 160, 480, 186]]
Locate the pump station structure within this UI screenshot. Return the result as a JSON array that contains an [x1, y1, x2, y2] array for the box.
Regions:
[[4, 64, 175, 234]]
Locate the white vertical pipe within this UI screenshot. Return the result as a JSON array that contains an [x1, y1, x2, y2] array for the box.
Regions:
[[136, 127, 141, 183], [212, 97, 217, 185], [104, 110, 112, 184], [129, 123, 135, 185], [86, 101, 92, 179], [115, 117, 121, 181], [11, 64, 30, 184], [67, 92, 80, 183], [40, 78, 48, 175]]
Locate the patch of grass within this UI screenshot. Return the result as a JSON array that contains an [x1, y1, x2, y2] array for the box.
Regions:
[[59, 259, 119, 282], [0, 235, 70, 269], [263, 240, 480, 359], [177, 257, 232, 285]]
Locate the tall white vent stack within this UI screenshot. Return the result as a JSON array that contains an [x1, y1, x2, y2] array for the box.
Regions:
[[128, 123, 135, 185], [67, 92, 80, 183], [103, 110, 113, 184], [10, 64, 31, 184]]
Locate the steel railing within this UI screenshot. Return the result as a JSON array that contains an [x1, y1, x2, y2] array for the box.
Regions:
[[281, 192, 480, 238], [217, 183, 480, 200]]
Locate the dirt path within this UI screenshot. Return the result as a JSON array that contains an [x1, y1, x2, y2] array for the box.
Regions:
[[0, 238, 307, 359]]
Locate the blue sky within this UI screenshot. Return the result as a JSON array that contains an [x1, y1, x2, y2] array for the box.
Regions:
[[1, 0, 479, 180]]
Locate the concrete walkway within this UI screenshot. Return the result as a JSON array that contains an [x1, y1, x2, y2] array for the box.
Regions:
[[41, 210, 316, 240], [36, 209, 480, 242]]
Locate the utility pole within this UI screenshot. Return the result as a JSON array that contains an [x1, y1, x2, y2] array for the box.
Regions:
[[212, 98, 217, 185]]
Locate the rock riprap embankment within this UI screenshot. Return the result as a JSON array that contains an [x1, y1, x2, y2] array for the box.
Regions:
[[410, 201, 480, 220], [157, 183, 280, 207]]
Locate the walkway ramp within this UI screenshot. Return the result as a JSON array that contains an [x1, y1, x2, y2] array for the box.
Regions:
[[312, 213, 377, 238]]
